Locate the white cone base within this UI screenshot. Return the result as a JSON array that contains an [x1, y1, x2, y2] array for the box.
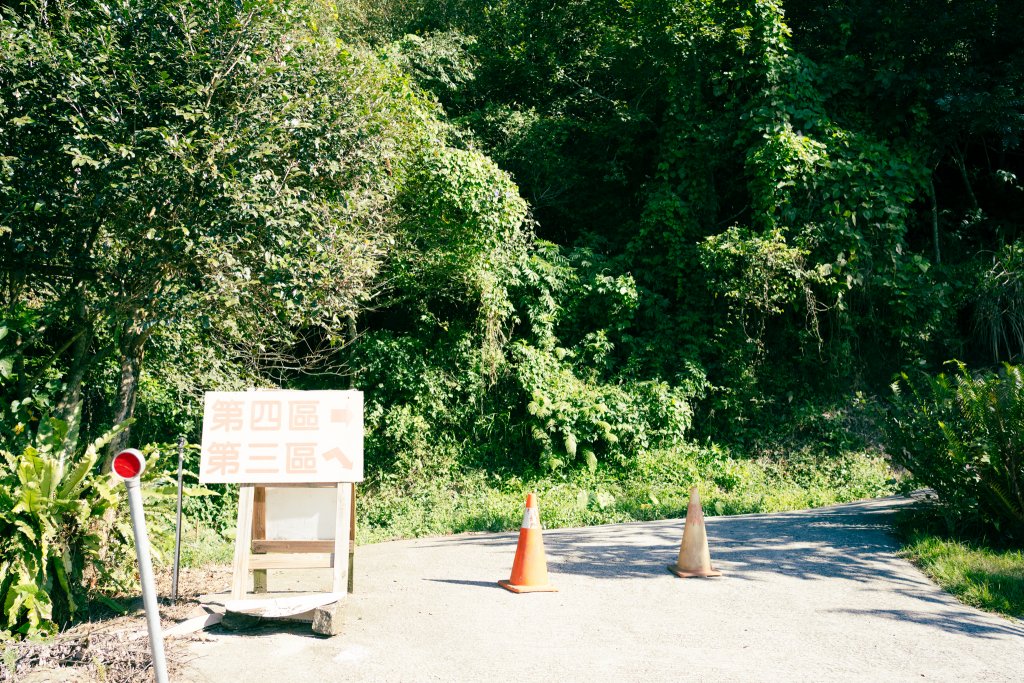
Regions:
[[498, 579, 558, 593], [667, 564, 722, 579]]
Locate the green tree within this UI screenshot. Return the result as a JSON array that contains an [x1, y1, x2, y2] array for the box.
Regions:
[[371, 0, 1023, 432], [0, 0, 432, 456]]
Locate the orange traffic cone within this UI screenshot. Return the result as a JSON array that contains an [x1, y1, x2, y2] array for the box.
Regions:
[[668, 487, 722, 578], [499, 493, 558, 593]]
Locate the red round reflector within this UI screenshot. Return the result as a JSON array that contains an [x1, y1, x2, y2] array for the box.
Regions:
[[113, 450, 144, 480]]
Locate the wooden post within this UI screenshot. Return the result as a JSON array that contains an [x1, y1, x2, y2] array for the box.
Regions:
[[309, 483, 353, 636], [348, 484, 356, 594], [332, 483, 352, 595], [252, 486, 267, 593], [231, 485, 255, 600]]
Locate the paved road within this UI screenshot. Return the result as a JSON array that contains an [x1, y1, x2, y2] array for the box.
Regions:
[[182, 496, 1024, 682]]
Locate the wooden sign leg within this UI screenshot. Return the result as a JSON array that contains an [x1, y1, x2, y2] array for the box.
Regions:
[[348, 484, 356, 594], [253, 486, 267, 594], [314, 483, 353, 636], [331, 482, 352, 595], [231, 484, 255, 600]]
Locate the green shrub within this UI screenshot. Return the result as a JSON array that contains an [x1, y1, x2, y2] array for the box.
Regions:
[[973, 241, 1024, 362], [886, 362, 1024, 540], [0, 421, 126, 636], [513, 341, 692, 471]]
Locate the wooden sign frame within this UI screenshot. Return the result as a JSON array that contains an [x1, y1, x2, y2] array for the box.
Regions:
[[231, 482, 356, 601]]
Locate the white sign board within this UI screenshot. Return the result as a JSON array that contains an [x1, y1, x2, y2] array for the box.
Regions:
[[265, 487, 338, 540], [199, 390, 363, 484]]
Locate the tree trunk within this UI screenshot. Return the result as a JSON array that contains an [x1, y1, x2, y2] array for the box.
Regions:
[[53, 219, 103, 462], [952, 143, 979, 211], [54, 292, 94, 467], [104, 325, 153, 469], [928, 173, 941, 265], [347, 314, 357, 390]]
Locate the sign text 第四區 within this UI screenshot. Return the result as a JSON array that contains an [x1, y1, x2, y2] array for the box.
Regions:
[[199, 390, 363, 484]]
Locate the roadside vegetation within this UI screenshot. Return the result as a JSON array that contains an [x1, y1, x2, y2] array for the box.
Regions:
[[886, 362, 1024, 620], [2, 0, 1023, 642], [896, 510, 1024, 620], [357, 446, 895, 543]]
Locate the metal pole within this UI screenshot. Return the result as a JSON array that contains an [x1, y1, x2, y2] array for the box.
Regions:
[[171, 436, 185, 604], [125, 477, 169, 683]]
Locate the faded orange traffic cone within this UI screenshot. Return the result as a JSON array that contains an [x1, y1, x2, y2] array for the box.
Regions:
[[499, 493, 558, 593], [667, 487, 722, 578]]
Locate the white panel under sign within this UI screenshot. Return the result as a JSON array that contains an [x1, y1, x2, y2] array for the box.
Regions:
[[199, 390, 363, 484], [264, 488, 338, 541]]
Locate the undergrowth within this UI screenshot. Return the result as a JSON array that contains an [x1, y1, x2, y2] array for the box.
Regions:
[[357, 444, 896, 543], [895, 506, 1024, 620]]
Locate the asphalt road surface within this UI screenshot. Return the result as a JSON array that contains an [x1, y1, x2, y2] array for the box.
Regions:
[[182, 496, 1024, 682]]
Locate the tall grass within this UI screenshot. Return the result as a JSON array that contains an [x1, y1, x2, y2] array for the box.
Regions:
[[357, 444, 896, 543]]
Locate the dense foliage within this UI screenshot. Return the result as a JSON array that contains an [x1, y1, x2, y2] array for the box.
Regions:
[[1, 0, 1022, 635], [887, 363, 1024, 540], [0, 423, 124, 635], [368, 0, 1022, 415]]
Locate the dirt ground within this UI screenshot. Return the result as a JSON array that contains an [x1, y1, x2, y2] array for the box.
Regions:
[[1, 566, 232, 683]]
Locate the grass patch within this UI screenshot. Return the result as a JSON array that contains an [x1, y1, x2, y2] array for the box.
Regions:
[[178, 524, 235, 567], [897, 524, 1024, 619], [357, 444, 897, 543]]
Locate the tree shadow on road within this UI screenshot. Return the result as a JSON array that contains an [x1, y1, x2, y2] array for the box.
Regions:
[[422, 579, 500, 589], [416, 496, 915, 584], [536, 497, 920, 584], [824, 606, 1024, 638], [411, 496, 1024, 640]]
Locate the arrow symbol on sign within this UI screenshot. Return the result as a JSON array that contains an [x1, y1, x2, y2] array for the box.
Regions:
[[321, 447, 353, 469]]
